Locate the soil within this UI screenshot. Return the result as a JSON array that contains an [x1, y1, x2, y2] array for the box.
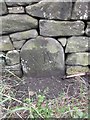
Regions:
[[1, 74, 89, 118], [2, 74, 89, 100]]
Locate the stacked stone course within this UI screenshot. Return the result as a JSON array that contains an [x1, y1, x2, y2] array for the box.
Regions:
[[0, 0, 90, 78]]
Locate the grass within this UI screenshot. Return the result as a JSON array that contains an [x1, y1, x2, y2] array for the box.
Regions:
[[0, 71, 89, 119]]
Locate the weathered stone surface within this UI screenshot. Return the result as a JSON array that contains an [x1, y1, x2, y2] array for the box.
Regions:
[[8, 6, 24, 13], [66, 53, 90, 66], [40, 20, 84, 37], [58, 38, 67, 47], [13, 40, 26, 49], [0, 14, 38, 35], [10, 30, 38, 49], [10, 30, 38, 41], [0, 36, 14, 51], [6, 50, 20, 65], [65, 37, 90, 53], [20, 36, 65, 77], [72, 1, 88, 20], [86, 22, 90, 36], [26, 1, 72, 20], [0, 1, 8, 16], [66, 66, 90, 75], [4, 64, 22, 77], [0, 51, 5, 77], [5, 0, 40, 6]]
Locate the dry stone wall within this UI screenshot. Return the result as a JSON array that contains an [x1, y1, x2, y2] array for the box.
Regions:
[[0, 0, 90, 78]]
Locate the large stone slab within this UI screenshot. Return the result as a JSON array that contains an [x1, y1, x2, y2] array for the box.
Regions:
[[26, 1, 72, 20], [0, 14, 38, 35], [5, 0, 40, 6], [0, 36, 14, 51], [66, 53, 90, 66], [66, 66, 90, 75], [86, 22, 90, 36], [20, 36, 65, 77], [40, 20, 84, 37], [0, 1, 8, 16], [72, 0, 89, 20], [65, 37, 90, 53], [10, 29, 38, 41]]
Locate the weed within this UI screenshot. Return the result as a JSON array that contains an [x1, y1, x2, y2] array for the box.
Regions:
[[0, 70, 89, 119]]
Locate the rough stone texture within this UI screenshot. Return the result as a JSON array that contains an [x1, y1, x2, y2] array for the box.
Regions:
[[0, 36, 14, 51], [66, 53, 90, 66], [86, 22, 90, 36], [20, 36, 65, 77], [4, 64, 22, 77], [10, 30, 38, 41], [6, 50, 20, 66], [0, 14, 38, 35], [0, 52, 3, 75], [65, 37, 90, 53], [72, 1, 88, 20], [5, 0, 40, 6], [8, 6, 24, 13], [40, 20, 84, 37], [13, 40, 26, 50], [0, 52, 5, 66], [0, 1, 90, 76], [66, 66, 90, 75], [58, 38, 67, 47], [26, 1, 72, 20], [0, 1, 8, 16]]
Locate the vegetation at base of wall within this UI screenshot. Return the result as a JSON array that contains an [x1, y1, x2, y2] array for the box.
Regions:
[[0, 71, 89, 119]]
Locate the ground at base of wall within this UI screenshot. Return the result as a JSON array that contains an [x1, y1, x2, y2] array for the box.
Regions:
[[0, 74, 89, 118]]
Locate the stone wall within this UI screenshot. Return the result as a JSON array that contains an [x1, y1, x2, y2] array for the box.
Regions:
[[0, 0, 90, 78]]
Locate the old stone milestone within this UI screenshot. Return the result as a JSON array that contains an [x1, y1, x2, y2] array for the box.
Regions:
[[0, 0, 90, 78], [0, 0, 90, 105], [20, 36, 65, 77]]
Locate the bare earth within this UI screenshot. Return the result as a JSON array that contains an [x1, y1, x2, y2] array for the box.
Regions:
[[0, 74, 89, 118], [2, 75, 89, 99]]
